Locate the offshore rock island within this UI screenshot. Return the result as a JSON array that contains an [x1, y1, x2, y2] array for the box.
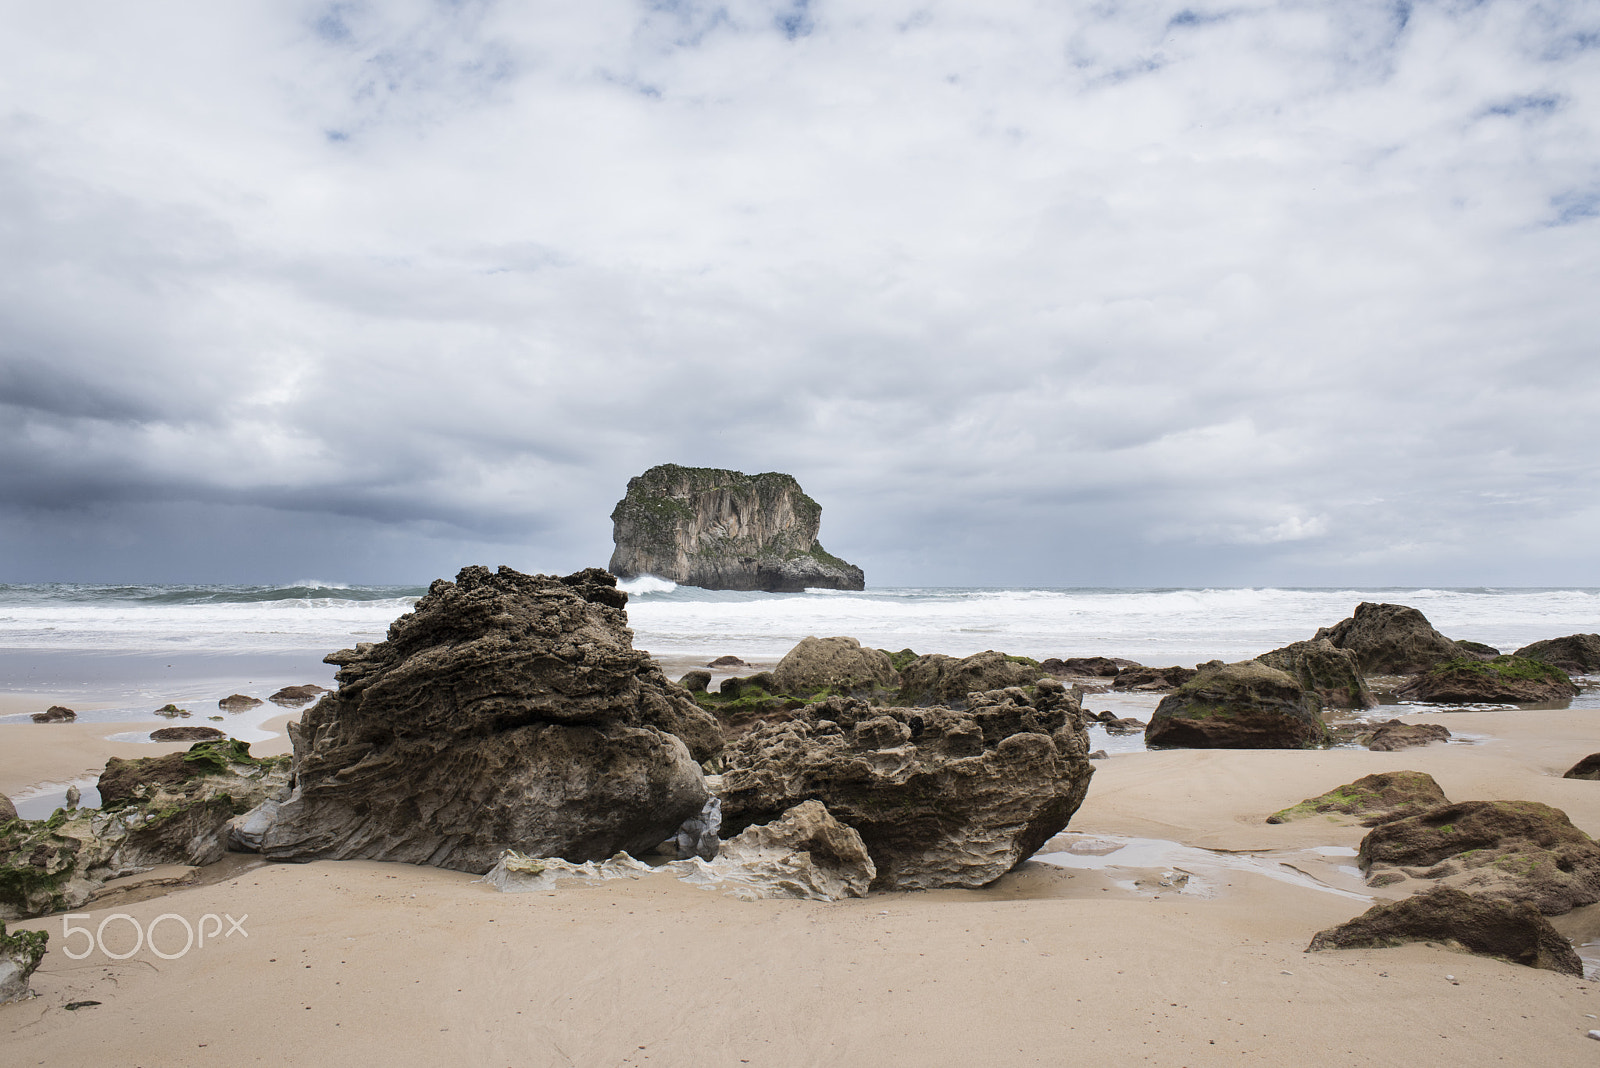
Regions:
[[608, 464, 865, 592]]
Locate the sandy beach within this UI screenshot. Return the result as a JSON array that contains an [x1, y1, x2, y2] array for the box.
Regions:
[[7, 697, 1600, 1066]]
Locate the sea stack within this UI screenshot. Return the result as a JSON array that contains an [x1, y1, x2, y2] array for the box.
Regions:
[[609, 464, 865, 592]]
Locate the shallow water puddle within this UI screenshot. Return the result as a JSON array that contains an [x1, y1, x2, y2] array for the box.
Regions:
[[12, 776, 103, 819], [1034, 832, 1372, 901]]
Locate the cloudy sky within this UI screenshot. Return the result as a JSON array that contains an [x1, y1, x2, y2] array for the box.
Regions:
[[2, 1, 1597, 588]]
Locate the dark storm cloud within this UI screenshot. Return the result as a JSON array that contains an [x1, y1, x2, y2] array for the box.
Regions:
[[0, 0, 1597, 584]]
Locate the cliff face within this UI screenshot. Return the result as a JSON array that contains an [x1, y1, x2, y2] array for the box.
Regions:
[[609, 465, 865, 592]]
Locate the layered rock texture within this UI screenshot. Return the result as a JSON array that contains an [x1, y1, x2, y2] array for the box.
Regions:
[[609, 465, 864, 592], [1256, 639, 1375, 709], [896, 651, 1046, 706], [718, 680, 1094, 890], [239, 566, 720, 874], [1145, 661, 1328, 749]]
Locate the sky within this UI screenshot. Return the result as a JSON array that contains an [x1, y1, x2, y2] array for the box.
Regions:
[[1, 0, 1597, 588]]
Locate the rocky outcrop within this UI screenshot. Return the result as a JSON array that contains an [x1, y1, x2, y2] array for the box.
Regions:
[[1395, 656, 1577, 704], [896, 651, 1045, 706], [0, 795, 14, 823], [30, 706, 74, 723], [1514, 634, 1600, 675], [609, 464, 864, 592], [1041, 656, 1123, 678], [718, 680, 1093, 890], [1307, 886, 1582, 975], [1361, 720, 1451, 752], [1313, 602, 1462, 675], [1358, 800, 1600, 914], [218, 694, 262, 711], [771, 637, 897, 695], [1268, 771, 1450, 826], [1145, 661, 1327, 749], [1256, 639, 1376, 709], [150, 726, 226, 742], [237, 566, 720, 874], [1564, 755, 1600, 781], [269, 685, 328, 706], [1, 922, 48, 1003], [1111, 666, 1197, 692]]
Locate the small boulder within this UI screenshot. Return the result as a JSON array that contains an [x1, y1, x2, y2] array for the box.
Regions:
[[771, 636, 897, 696], [1256, 639, 1376, 709], [1267, 771, 1449, 826], [1359, 800, 1600, 915], [1361, 720, 1451, 752], [1041, 656, 1122, 678], [1313, 602, 1462, 675], [153, 704, 190, 718], [1514, 634, 1600, 675], [1454, 640, 1501, 661], [1395, 656, 1577, 704], [0, 795, 15, 823], [1145, 661, 1327, 749], [1111, 666, 1197, 692], [218, 694, 263, 712], [1, 922, 49, 1003], [678, 670, 712, 694], [268, 685, 328, 707], [150, 726, 227, 743], [30, 706, 75, 723], [897, 650, 1045, 706], [1563, 755, 1600, 781], [1307, 886, 1581, 975], [707, 655, 749, 669]]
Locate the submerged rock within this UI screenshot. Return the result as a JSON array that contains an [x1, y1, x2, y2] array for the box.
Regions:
[[1267, 771, 1450, 827], [772, 636, 897, 696], [1, 922, 48, 1003], [1256, 639, 1376, 710], [896, 650, 1045, 706], [238, 566, 720, 874], [218, 694, 262, 711], [1514, 634, 1600, 675], [1395, 656, 1577, 704], [1111, 666, 1197, 692], [30, 706, 75, 724], [1361, 720, 1452, 752], [150, 726, 226, 742], [718, 680, 1093, 890], [1313, 602, 1462, 676], [268, 685, 328, 707], [1358, 800, 1600, 915], [1145, 661, 1327, 749], [608, 464, 864, 592], [1307, 886, 1582, 975]]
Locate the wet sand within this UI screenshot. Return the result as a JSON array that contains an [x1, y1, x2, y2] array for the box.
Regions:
[[6, 701, 1600, 1064]]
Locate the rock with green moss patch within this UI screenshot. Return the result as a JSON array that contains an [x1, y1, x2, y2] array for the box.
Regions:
[[1145, 661, 1328, 749], [1513, 634, 1600, 675], [1255, 638, 1376, 710], [896, 650, 1045, 707], [608, 464, 864, 592], [1307, 886, 1581, 975], [1358, 799, 1600, 915], [1, 921, 49, 1002], [1312, 602, 1463, 675], [1267, 770, 1449, 826], [0, 795, 14, 824], [772, 637, 897, 696], [1395, 655, 1577, 704]]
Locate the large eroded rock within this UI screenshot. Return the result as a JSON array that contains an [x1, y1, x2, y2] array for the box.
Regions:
[[1145, 661, 1328, 749], [1267, 771, 1450, 827], [718, 680, 1094, 890], [771, 636, 897, 695], [1312, 602, 1462, 675], [243, 566, 718, 874], [1256, 638, 1376, 709], [1395, 656, 1577, 704], [896, 650, 1046, 706], [1514, 634, 1600, 675]]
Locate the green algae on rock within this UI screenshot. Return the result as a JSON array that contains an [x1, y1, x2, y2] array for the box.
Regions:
[[1267, 770, 1450, 826]]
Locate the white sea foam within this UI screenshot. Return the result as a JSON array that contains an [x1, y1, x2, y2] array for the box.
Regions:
[[616, 575, 679, 596]]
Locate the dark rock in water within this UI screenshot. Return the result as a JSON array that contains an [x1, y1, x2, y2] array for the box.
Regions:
[[30, 706, 75, 723], [707, 655, 749, 669], [1362, 720, 1451, 752], [1454, 640, 1501, 661], [678, 670, 712, 694], [1256, 639, 1376, 709], [269, 684, 329, 707], [1, 922, 49, 1003], [1268, 770, 1450, 826], [1112, 666, 1197, 692], [153, 704, 190, 718], [1101, 716, 1145, 735], [1563, 755, 1600, 781], [1145, 661, 1327, 749], [1514, 634, 1600, 675], [718, 679, 1093, 890], [1395, 656, 1577, 704], [608, 464, 864, 592], [1041, 656, 1122, 678], [150, 726, 227, 742], [1312, 602, 1462, 675], [1307, 886, 1582, 975], [218, 694, 263, 712], [1359, 800, 1600, 915], [896, 650, 1044, 706], [772, 637, 896, 696], [238, 565, 720, 874]]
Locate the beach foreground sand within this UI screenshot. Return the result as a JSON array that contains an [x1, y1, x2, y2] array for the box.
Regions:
[[6, 706, 1600, 1065]]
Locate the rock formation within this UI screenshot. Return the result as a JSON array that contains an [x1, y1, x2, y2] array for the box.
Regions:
[[1514, 634, 1600, 675], [1256, 639, 1376, 709], [896, 650, 1045, 706], [608, 464, 864, 592], [218, 694, 262, 711], [1, 922, 48, 1003], [150, 726, 226, 742], [1267, 771, 1450, 826], [1111, 666, 1197, 692], [269, 685, 328, 706], [30, 706, 74, 723], [771, 636, 897, 695], [1394, 656, 1577, 704], [1312, 602, 1462, 675], [1307, 886, 1582, 975], [1358, 800, 1600, 914], [0, 794, 14, 822], [1360, 720, 1451, 751], [1145, 661, 1328, 749], [718, 680, 1094, 890], [1564, 755, 1600, 781], [1041, 656, 1123, 678], [236, 566, 721, 874]]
